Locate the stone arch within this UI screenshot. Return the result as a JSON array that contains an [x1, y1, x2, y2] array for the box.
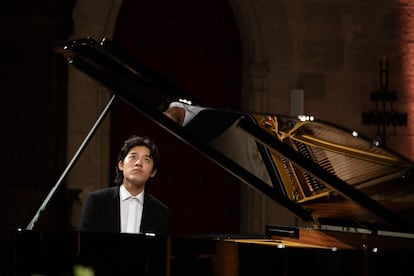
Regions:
[[66, 0, 124, 227], [228, 1, 291, 234], [67, 0, 274, 233], [228, 0, 270, 110]]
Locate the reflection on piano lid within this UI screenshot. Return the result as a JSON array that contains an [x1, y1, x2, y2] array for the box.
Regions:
[[54, 37, 414, 234]]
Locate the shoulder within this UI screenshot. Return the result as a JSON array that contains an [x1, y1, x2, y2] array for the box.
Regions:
[[87, 186, 120, 199], [145, 193, 168, 211]]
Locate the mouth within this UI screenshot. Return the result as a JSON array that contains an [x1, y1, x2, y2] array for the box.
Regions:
[[132, 169, 143, 174]]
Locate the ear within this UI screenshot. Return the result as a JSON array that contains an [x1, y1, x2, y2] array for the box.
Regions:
[[150, 168, 157, 178], [118, 160, 124, 171]]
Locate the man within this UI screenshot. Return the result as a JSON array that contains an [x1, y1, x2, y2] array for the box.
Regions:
[[79, 135, 168, 235]]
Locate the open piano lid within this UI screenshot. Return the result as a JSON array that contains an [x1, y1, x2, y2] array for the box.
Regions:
[[55, 37, 414, 235]]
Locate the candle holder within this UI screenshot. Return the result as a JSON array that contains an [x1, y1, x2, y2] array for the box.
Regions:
[[361, 56, 407, 146]]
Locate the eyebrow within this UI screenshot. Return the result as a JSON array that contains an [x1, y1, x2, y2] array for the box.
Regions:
[[128, 152, 152, 158]]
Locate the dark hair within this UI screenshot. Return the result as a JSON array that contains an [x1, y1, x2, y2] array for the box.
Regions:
[[113, 135, 160, 186]]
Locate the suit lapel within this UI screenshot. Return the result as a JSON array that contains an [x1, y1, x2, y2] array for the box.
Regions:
[[141, 193, 152, 233], [108, 186, 121, 232]]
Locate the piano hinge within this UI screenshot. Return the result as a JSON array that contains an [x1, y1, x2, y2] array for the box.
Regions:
[[312, 216, 321, 229]]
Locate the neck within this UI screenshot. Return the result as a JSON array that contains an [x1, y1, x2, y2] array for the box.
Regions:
[[123, 182, 144, 196]]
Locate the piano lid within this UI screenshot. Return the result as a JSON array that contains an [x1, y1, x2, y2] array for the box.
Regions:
[[55, 37, 414, 233]]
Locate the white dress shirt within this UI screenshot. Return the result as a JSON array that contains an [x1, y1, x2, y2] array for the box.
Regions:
[[120, 184, 144, 233], [168, 101, 207, 126]]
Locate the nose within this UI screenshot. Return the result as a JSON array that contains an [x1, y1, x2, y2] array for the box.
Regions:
[[135, 157, 143, 166]]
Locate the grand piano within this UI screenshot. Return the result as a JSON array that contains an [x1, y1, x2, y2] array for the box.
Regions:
[[15, 37, 414, 276]]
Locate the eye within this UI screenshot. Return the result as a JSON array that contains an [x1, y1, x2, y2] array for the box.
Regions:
[[128, 154, 137, 160]]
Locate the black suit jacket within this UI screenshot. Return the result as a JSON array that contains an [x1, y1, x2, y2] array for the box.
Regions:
[[79, 186, 168, 235]]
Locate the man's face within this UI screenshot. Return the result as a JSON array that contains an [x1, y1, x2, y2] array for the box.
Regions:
[[118, 145, 156, 192]]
